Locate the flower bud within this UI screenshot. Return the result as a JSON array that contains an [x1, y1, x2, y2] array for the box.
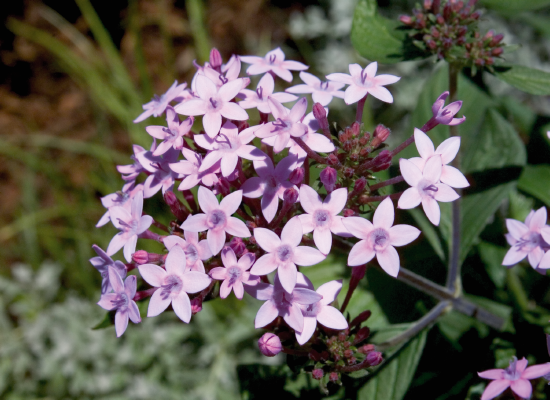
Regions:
[[350, 310, 372, 328], [491, 47, 503, 56], [344, 349, 354, 358], [338, 332, 347, 342], [354, 327, 371, 345], [350, 122, 361, 137], [366, 351, 383, 366], [132, 250, 149, 265], [217, 177, 231, 196], [399, 15, 413, 25], [371, 150, 392, 172], [312, 369, 324, 380], [289, 167, 305, 185], [353, 177, 367, 194], [320, 167, 337, 193], [237, 120, 250, 132], [258, 333, 282, 357], [164, 190, 189, 222], [490, 33, 504, 47], [433, 0, 441, 13], [191, 297, 203, 314], [283, 187, 299, 205], [327, 153, 339, 165], [370, 124, 391, 148], [343, 209, 355, 217], [371, 161, 391, 172], [209, 48, 223, 70], [229, 237, 247, 257], [329, 372, 339, 382], [424, 0, 432, 10], [313, 103, 330, 132], [358, 344, 376, 354]]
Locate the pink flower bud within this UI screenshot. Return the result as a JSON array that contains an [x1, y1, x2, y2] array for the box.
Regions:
[[371, 124, 391, 147], [229, 237, 247, 257], [329, 372, 339, 382], [191, 297, 203, 314], [371, 150, 392, 172], [132, 250, 149, 265], [217, 177, 231, 196], [399, 15, 413, 25], [371, 162, 391, 172], [350, 310, 372, 328], [353, 177, 367, 194], [258, 333, 282, 357], [344, 349, 353, 358], [424, 0, 432, 10], [164, 191, 189, 222], [366, 351, 383, 366], [354, 327, 371, 345], [433, 0, 441, 13], [283, 187, 299, 204], [343, 209, 355, 217], [320, 167, 337, 193], [209, 48, 223, 69], [312, 369, 324, 380], [358, 344, 375, 354], [490, 33, 504, 47], [492, 47, 503, 56], [327, 153, 339, 165], [312, 103, 329, 131], [350, 122, 361, 137], [289, 167, 305, 185]]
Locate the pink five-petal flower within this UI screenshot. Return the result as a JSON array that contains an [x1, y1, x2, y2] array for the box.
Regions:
[[286, 71, 345, 106], [134, 80, 188, 123], [195, 121, 266, 177], [398, 156, 460, 226], [146, 107, 194, 156], [107, 190, 153, 262], [136, 147, 183, 198], [294, 274, 348, 345], [326, 62, 400, 105], [240, 47, 308, 82], [163, 231, 212, 273], [239, 73, 298, 113], [254, 97, 308, 153], [478, 357, 550, 400], [248, 273, 321, 332], [97, 267, 141, 337], [343, 197, 420, 277], [503, 207, 548, 269], [209, 247, 257, 299], [138, 246, 211, 322], [180, 186, 250, 255], [251, 216, 326, 293], [90, 244, 127, 294], [96, 184, 144, 228], [169, 148, 220, 191], [174, 75, 248, 138], [432, 91, 465, 126], [241, 155, 297, 223], [298, 185, 350, 255], [408, 128, 469, 188]]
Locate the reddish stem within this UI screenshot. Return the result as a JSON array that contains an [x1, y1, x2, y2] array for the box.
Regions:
[[369, 176, 404, 192]]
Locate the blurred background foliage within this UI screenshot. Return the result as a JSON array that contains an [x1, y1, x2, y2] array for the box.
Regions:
[[1, 0, 550, 398]]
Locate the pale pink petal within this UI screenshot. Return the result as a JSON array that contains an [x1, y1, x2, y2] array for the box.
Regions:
[[197, 239, 212, 259], [245, 282, 274, 300], [197, 186, 219, 213], [300, 185, 323, 214], [258, 73, 275, 93], [304, 133, 335, 152], [424, 155, 442, 183], [350, 63, 364, 76], [273, 132, 291, 153], [441, 165, 469, 188], [317, 305, 348, 329], [175, 99, 208, 116], [293, 246, 326, 266], [295, 316, 317, 345], [330, 216, 353, 237], [373, 197, 395, 230], [239, 55, 264, 64], [233, 282, 244, 299], [124, 275, 137, 298], [221, 246, 238, 267], [528, 246, 544, 268], [219, 279, 232, 299], [280, 60, 308, 71], [287, 84, 314, 94], [399, 159, 423, 187], [510, 379, 532, 399], [376, 245, 400, 277], [281, 216, 304, 247], [203, 111, 222, 138], [182, 271, 211, 293], [207, 229, 226, 255], [299, 214, 315, 234], [195, 75, 217, 99], [261, 191, 279, 223], [506, 219, 530, 239], [278, 262, 298, 293], [325, 188, 348, 215], [348, 240, 375, 266], [255, 300, 279, 328], [165, 245, 186, 275], [218, 79, 243, 101], [198, 151, 223, 173], [389, 224, 421, 247], [97, 293, 118, 310], [368, 86, 393, 103], [436, 137, 460, 164], [422, 197, 441, 225], [242, 177, 265, 198], [163, 235, 186, 250], [516, 358, 529, 373], [288, 97, 308, 122], [138, 264, 166, 287], [326, 72, 353, 85], [477, 369, 504, 379], [219, 190, 242, 215], [538, 251, 550, 269], [292, 288, 323, 304], [317, 280, 342, 305], [251, 253, 278, 275], [344, 85, 369, 105], [172, 292, 192, 322], [414, 128, 435, 159], [115, 311, 129, 337], [106, 233, 127, 257], [147, 289, 171, 317], [313, 228, 332, 255], [225, 217, 250, 237], [181, 214, 209, 232], [408, 157, 426, 171], [220, 102, 249, 121], [502, 247, 527, 266], [123, 235, 138, 262], [312, 91, 334, 106], [480, 380, 510, 400], [374, 74, 400, 85], [522, 363, 550, 379], [529, 207, 548, 232], [272, 67, 293, 82], [342, 217, 374, 240], [397, 188, 422, 209], [210, 267, 227, 280], [433, 183, 460, 202], [128, 301, 141, 323], [246, 63, 272, 76], [238, 252, 256, 270], [254, 228, 281, 252]]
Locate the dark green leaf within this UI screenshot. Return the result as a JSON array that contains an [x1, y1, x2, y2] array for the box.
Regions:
[[518, 165, 550, 207], [478, 241, 507, 289], [91, 311, 114, 330], [494, 65, 550, 96], [480, 0, 550, 12]]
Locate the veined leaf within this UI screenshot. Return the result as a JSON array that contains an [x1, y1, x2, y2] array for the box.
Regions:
[[494, 65, 550, 96]]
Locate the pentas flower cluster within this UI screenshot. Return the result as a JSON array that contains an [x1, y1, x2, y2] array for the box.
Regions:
[[91, 47, 467, 386]]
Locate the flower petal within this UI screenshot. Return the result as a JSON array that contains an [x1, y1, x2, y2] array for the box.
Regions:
[[436, 137, 460, 164], [250, 253, 279, 275], [284, 302, 305, 332], [181, 214, 209, 232], [207, 228, 226, 255], [138, 264, 166, 287], [317, 305, 348, 329], [254, 228, 282, 252], [510, 379, 532, 399], [255, 300, 279, 328], [278, 262, 298, 293], [342, 217, 373, 240], [293, 246, 326, 266], [281, 216, 304, 248], [172, 292, 192, 322], [440, 165, 469, 188], [397, 188, 422, 210], [220, 190, 242, 215], [325, 188, 348, 215], [348, 240, 375, 267], [414, 128, 435, 159], [147, 289, 171, 317], [313, 228, 332, 255], [300, 185, 323, 214], [433, 183, 459, 202], [389, 224, 421, 247], [225, 217, 251, 237], [295, 316, 318, 345], [506, 219, 529, 239], [317, 280, 342, 305], [182, 271, 211, 293], [376, 245, 400, 277], [502, 247, 527, 266], [480, 380, 510, 400], [522, 363, 550, 379], [399, 158, 423, 187], [373, 197, 395, 230], [115, 311, 129, 337], [422, 196, 441, 225]]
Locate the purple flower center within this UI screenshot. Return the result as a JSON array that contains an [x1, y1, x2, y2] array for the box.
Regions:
[[269, 54, 276, 64], [111, 293, 129, 311], [420, 180, 439, 198], [369, 228, 389, 251], [503, 357, 521, 381], [218, 75, 228, 85], [185, 243, 199, 264], [303, 301, 320, 317], [160, 275, 183, 300], [276, 245, 293, 262], [227, 266, 242, 284], [271, 118, 289, 133], [266, 175, 279, 189], [256, 87, 263, 100], [117, 218, 138, 233], [320, 81, 329, 91], [313, 209, 331, 228], [209, 97, 220, 110], [516, 232, 543, 253], [207, 210, 227, 230]]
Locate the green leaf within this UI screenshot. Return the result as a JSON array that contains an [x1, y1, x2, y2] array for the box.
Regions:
[[480, 0, 550, 12], [356, 329, 427, 400], [351, 0, 423, 64], [494, 65, 550, 96], [478, 242, 507, 289], [91, 311, 114, 330], [518, 165, 550, 207]]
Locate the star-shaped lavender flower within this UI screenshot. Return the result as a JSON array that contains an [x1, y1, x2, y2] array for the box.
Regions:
[[251, 217, 326, 293], [163, 231, 212, 273], [240, 47, 308, 82], [343, 198, 420, 277], [194, 121, 266, 177], [247, 273, 322, 333], [398, 156, 460, 225], [136, 147, 183, 198], [294, 274, 348, 345], [503, 207, 549, 269], [408, 128, 469, 188], [432, 91, 466, 126], [298, 185, 350, 255], [90, 244, 127, 294], [326, 62, 400, 105], [138, 246, 211, 322], [241, 155, 297, 223], [134, 80, 188, 123], [180, 186, 250, 255], [107, 190, 153, 262], [97, 267, 141, 337], [210, 247, 258, 299], [169, 148, 220, 191], [239, 73, 297, 113], [175, 75, 248, 138], [145, 107, 194, 156], [96, 185, 144, 228], [286, 72, 345, 106], [117, 144, 149, 192], [254, 97, 308, 153]]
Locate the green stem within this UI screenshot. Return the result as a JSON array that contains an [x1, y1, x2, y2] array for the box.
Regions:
[[506, 268, 530, 312], [186, 0, 211, 63]]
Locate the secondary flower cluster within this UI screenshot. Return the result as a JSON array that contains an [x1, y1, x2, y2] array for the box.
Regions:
[[91, 46, 467, 383]]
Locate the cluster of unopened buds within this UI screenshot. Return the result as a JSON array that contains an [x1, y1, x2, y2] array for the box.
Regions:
[[399, 0, 505, 69], [90, 45, 473, 386]]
